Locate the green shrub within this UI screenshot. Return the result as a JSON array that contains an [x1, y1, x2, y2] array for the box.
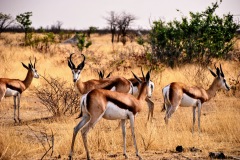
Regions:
[[149, 1, 239, 67]]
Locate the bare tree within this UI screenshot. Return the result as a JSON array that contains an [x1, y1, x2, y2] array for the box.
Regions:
[[117, 12, 136, 44], [104, 11, 119, 43], [0, 12, 14, 36], [51, 20, 63, 33]]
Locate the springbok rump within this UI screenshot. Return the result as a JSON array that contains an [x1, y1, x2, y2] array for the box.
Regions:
[[0, 58, 39, 123], [162, 64, 230, 133], [68, 70, 152, 160]]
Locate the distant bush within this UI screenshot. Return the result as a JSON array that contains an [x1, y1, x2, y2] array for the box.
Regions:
[[149, 1, 239, 68]]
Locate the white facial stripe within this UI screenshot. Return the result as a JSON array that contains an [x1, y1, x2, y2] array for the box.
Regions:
[[72, 70, 81, 82], [31, 68, 39, 78]]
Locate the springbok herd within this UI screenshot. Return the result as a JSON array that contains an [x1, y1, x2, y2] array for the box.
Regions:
[[0, 53, 230, 160]]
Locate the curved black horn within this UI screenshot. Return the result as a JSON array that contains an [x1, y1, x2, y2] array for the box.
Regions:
[[34, 57, 36, 68], [81, 54, 85, 62], [68, 53, 76, 69], [29, 57, 33, 68], [208, 67, 217, 77], [215, 63, 220, 77], [140, 66, 145, 80], [77, 54, 86, 70], [132, 71, 142, 83]]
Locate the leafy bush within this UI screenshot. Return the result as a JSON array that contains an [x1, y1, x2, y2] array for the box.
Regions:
[[76, 32, 92, 53], [149, 1, 239, 67]]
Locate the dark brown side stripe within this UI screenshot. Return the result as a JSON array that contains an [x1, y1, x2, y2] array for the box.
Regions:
[[6, 84, 23, 94]]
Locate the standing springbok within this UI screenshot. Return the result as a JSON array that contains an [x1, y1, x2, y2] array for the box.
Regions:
[[68, 71, 152, 160], [162, 64, 230, 133], [98, 67, 155, 121], [128, 67, 155, 121], [0, 58, 39, 123], [68, 53, 133, 118]]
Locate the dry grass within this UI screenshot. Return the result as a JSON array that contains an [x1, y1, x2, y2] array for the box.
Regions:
[[0, 33, 240, 159]]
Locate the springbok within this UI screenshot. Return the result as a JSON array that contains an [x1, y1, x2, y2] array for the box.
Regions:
[[128, 67, 155, 121], [162, 64, 230, 133], [68, 70, 152, 160], [98, 67, 155, 121], [0, 58, 39, 123], [68, 53, 133, 95]]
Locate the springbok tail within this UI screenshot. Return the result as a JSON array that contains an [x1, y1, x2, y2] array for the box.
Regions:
[[161, 93, 168, 112], [161, 103, 166, 112], [76, 93, 87, 119]]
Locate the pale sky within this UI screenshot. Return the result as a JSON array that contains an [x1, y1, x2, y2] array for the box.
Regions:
[[1, 0, 239, 30]]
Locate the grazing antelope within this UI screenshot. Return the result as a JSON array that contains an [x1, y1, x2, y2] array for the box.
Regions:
[[128, 67, 155, 121], [162, 64, 230, 133], [0, 58, 39, 123], [68, 53, 133, 95], [68, 71, 152, 160], [97, 70, 112, 79]]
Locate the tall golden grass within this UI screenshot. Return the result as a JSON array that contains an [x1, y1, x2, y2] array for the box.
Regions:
[[0, 33, 239, 159]]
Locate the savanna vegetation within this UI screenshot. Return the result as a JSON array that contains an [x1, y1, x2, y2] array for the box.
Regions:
[[0, 1, 240, 159], [0, 31, 240, 159]]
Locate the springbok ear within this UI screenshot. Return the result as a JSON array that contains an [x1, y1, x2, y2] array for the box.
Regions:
[[77, 61, 85, 70], [145, 71, 150, 83], [132, 71, 142, 83], [208, 67, 217, 77], [22, 62, 29, 70], [98, 70, 104, 79], [106, 71, 112, 78]]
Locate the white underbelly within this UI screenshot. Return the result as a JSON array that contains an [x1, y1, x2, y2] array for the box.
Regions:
[[180, 94, 198, 107], [5, 88, 19, 97], [103, 102, 130, 120]]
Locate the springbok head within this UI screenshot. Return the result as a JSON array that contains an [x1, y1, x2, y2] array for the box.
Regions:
[[209, 64, 230, 91], [97, 70, 112, 79], [140, 67, 154, 94], [132, 70, 152, 98], [68, 53, 85, 82], [22, 57, 39, 78]]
